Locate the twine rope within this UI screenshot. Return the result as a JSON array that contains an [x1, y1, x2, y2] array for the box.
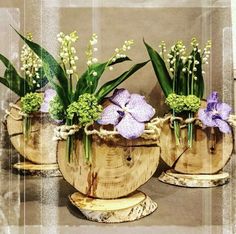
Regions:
[[169, 116, 202, 129], [84, 117, 168, 140], [4, 103, 28, 121], [53, 117, 168, 141], [53, 124, 80, 141]]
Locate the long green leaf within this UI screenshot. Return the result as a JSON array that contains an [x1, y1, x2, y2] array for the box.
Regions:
[[176, 61, 187, 95], [73, 57, 131, 101], [43, 61, 70, 108], [0, 54, 30, 96], [12, 27, 69, 102], [144, 40, 172, 97], [108, 56, 131, 66], [95, 61, 149, 103], [73, 62, 107, 101]]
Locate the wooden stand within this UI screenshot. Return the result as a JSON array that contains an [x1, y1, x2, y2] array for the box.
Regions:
[[13, 161, 61, 177], [69, 190, 157, 223], [158, 169, 229, 188]]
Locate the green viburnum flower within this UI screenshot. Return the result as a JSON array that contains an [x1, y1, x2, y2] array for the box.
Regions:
[[49, 95, 65, 120], [67, 93, 102, 126], [184, 95, 201, 112], [166, 93, 201, 113], [165, 93, 185, 113], [21, 92, 43, 114]]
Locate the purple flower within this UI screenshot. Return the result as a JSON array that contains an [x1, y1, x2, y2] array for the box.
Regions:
[[97, 89, 155, 139], [40, 89, 56, 113], [198, 91, 232, 133]]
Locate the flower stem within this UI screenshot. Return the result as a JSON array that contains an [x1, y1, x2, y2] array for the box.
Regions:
[[173, 110, 180, 145], [23, 116, 31, 142], [188, 112, 193, 148], [66, 118, 74, 162], [83, 130, 92, 163]]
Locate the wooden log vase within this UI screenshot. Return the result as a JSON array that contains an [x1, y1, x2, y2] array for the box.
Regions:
[[5, 96, 59, 168], [57, 125, 160, 222], [158, 118, 234, 187]]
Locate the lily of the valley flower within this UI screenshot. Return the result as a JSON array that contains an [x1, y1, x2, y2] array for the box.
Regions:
[[97, 89, 155, 139], [198, 91, 232, 133]]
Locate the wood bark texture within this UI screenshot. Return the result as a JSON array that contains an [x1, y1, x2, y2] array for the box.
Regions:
[[69, 190, 157, 223], [158, 169, 229, 187], [6, 98, 58, 164], [57, 135, 160, 199]]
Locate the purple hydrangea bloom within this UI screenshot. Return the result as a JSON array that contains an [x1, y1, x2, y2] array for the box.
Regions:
[[198, 91, 232, 133], [97, 89, 156, 139], [40, 89, 56, 113]]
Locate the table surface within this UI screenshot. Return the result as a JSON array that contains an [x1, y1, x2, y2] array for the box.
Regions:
[[0, 160, 235, 234]]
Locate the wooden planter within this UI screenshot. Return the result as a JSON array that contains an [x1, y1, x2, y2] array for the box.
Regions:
[[57, 133, 160, 222], [158, 120, 234, 187], [5, 97, 59, 175]]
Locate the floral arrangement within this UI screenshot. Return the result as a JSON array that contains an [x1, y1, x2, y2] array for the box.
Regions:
[[0, 33, 48, 138], [144, 38, 212, 147], [14, 28, 148, 161]]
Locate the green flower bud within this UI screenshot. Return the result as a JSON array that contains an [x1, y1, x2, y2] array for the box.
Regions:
[[66, 93, 102, 126], [49, 95, 65, 120], [21, 92, 43, 114], [184, 95, 201, 112], [165, 93, 185, 113]]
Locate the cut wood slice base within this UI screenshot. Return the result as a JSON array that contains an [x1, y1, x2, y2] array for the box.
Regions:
[[13, 161, 61, 177], [69, 190, 157, 223], [158, 170, 230, 188]]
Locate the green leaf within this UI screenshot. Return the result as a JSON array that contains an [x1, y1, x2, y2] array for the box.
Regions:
[[43, 61, 70, 108], [193, 52, 204, 98], [73, 57, 132, 101], [95, 60, 149, 103], [31, 67, 48, 92], [73, 62, 107, 101], [108, 56, 131, 66], [144, 40, 172, 97], [12, 27, 70, 103], [0, 53, 30, 96], [176, 61, 187, 95]]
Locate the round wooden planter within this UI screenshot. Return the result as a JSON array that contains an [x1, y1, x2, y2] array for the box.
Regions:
[[58, 135, 160, 199], [57, 133, 160, 222], [6, 98, 58, 165], [158, 120, 234, 187]]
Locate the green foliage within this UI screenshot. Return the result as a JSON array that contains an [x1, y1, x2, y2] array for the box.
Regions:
[[73, 57, 131, 101], [0, 54, 31, 96], [67, 93, 102, 126], [95, 61, 149, 103], [49, 95, 65, 120], [143, 40, 172, 97], [12, 27, 70, 108], [21, 92, 43, 114]]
